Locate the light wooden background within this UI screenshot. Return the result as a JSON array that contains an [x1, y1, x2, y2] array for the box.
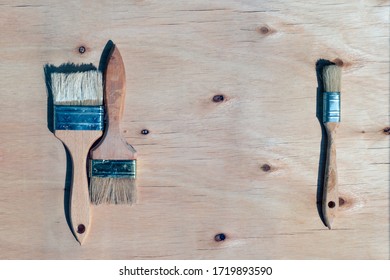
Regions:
[[0, 0, 389, 259]]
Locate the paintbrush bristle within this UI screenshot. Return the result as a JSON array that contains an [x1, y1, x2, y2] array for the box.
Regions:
[[323, 65, 341, 92], [90, 178, 137, 205], [51, 71, 103, 105]]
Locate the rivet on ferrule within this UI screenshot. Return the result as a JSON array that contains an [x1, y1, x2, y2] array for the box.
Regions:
[[323, 92, 340, 123]]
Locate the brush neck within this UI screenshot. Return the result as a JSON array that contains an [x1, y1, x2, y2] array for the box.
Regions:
[[325, 122, 339, 135], [91, 135, 136, 160], [104, 116, 122, 135]]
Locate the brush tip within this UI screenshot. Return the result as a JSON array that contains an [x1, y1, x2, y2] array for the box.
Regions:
[[90, 177, 137, 205], [51, 70, 103, 106], [322, 65, 342, 93]]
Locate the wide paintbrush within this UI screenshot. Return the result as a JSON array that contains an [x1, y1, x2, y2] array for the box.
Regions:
[[51, 70, 103, 244]]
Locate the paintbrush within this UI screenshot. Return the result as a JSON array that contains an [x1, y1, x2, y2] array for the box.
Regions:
[[51, 70, 103, 244], [89, 44, 137, 205], [322, 65, 342, 229]]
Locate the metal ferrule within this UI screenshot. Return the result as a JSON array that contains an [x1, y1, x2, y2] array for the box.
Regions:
[[323, 92, 340, 123], [90, 159, 137, 178], [54, 105, 104, 130]]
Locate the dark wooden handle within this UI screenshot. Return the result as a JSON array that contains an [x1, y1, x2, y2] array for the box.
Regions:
[[104, 44, 126, 134], [90, 44, 136, 160]]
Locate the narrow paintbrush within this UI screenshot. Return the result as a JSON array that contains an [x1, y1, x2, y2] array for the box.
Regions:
[[89, 44, 137, 205], [52, 71, 103, 244], [322, 65, 342, 229]]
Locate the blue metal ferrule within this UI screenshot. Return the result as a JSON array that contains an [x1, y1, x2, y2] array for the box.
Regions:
[[323, 92, 340, 123], [90, 160, 137, 178], [54, 105, 104, 130]]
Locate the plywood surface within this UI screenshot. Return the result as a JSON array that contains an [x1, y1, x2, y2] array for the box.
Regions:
[[0, 0, 389, 259]]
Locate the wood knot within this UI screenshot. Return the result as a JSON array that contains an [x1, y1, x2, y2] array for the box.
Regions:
[[214, 233, 226, 242], [261, 164, 271, 172], [333, 58, 352, 68], [337, 194, 359, 211], [212, 94, 225, 103], [256, 25, 275, 35], [78, 46, 86, 54], [141, 129, 149, 135], [383, 127, 390, 135], [333, 58, 343, 66]]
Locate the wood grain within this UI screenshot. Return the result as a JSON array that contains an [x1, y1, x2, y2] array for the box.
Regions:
[[0, 0, 389, 259]]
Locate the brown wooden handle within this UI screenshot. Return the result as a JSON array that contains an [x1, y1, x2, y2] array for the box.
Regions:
[[56, 130, 102, 244], [323, 122, 339, 229], [90, 44, 136, 160], [104, 44, 126, 135]]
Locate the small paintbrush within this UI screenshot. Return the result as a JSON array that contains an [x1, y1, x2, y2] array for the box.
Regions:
[[89, 44, 137, 205], [322, 64, 342, 229], [51, 70, 103, 244]]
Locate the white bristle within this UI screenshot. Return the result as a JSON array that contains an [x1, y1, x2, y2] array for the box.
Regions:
[[323, 65, 342, 92], [90, 177, 137, 205], [51, 71, 103, 105]]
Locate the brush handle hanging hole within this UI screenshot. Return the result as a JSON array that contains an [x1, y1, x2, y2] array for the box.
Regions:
[[141, 129, 149, 135], [328, 201, 336, 208], [77, 224, 86, 234]]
